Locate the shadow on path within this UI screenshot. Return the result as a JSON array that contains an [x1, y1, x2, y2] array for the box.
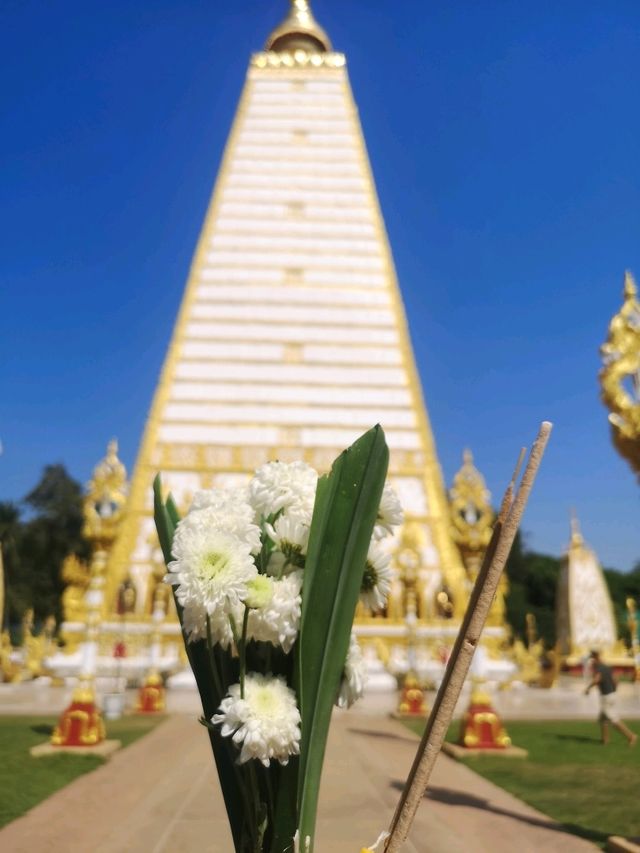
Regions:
[[348, 726, 418, 745], [551, 734, 601, 745], [390, 780, 607, 846]]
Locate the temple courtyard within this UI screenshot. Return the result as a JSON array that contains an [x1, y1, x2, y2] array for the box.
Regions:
[[0, 682, 638, 852]]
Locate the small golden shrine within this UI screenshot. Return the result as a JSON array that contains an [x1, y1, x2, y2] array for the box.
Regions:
[[458, 684, 512, 750], [54, 441, 129, 746]]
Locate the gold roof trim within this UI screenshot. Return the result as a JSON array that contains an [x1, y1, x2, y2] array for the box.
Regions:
[[251, 51, 344, 69], [265, 0, 332, 54]]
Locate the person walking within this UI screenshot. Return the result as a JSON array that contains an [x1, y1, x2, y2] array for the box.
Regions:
[[585, 650, 637, 746]]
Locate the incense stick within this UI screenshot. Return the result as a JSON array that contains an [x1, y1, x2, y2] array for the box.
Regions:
[[384, 422, 552, 852]]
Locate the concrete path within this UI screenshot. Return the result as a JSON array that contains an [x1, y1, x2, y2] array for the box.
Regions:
[[0, 711, 598, 853], [3, 678, 640, 720]]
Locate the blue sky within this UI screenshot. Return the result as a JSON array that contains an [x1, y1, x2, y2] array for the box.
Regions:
[[1, 0, 639, 569]]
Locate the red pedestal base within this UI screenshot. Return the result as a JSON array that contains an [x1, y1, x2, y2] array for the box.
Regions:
[[51, 686, 105, 747], [397, 674, 428, 716], [136, 672, 165, 713], [459, 691, 510, 749]]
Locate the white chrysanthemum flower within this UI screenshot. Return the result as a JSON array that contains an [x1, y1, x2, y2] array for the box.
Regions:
[[212, 673, 301, 767], [177, 498, 262, 555], [189, 486, 251, 516], [265, 512, 310, 575], [374, 483, 403, 539], [249, 460, 318, 520], [167, 520, 257, 642], [336, 634, 367, 709], [248, 571, 303, 653], [360, 541, 392, 612]]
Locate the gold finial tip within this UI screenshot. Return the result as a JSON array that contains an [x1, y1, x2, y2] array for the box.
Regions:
[[463, 448, 473, 464], [569, 509, 583, 546], [624, 270, 637, 298], [266, 0, 332, 53]]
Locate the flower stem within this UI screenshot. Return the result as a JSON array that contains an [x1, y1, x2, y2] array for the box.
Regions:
[[240, 606, 250, 699], [205, 615, 224, 700]]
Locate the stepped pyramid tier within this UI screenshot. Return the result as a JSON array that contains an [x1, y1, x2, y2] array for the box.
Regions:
[[556, 515, 617, 661], [104, 1, 471, 642]]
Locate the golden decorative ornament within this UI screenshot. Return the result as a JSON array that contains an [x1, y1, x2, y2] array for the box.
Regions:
[[449, 449, 493, 557], [83, 439, 128, 546], [600, 271, 640, 478]]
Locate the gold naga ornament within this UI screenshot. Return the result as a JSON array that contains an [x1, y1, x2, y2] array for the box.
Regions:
[[449, 450, 506, 628], [600, 271, 640, 478], [449, 449, 494, 578], [83, 439, 128, 547]]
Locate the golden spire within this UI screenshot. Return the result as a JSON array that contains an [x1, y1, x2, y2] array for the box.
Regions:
[[599, 270, 640, 479], [569, 509, 584, 548], [265, 0, 332, 53]]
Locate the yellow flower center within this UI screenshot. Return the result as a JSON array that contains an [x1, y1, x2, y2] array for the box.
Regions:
[[200, 550, 230, 580], [245, 575, 274, 609]]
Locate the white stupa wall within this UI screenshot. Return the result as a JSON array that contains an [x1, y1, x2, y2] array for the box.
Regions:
[[108, 54, 461, 611]]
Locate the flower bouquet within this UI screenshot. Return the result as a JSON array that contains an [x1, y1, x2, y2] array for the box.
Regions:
[[154, 425, 400, 852]]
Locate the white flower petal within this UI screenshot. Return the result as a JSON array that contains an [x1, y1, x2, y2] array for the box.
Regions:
[[336, 634, 367, 708], [213, 674, 301, 767], [360, 541, 392, 612], [374, 483, 403, 539], [247, 571, 303, 653], [249, 460, 317, 520]]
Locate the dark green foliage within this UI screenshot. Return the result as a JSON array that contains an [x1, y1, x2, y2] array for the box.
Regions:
[[603, 563, 640, 643], [505, 530, 561, 646], [1, 465, 90, 632], [0, 502, 23, 631]]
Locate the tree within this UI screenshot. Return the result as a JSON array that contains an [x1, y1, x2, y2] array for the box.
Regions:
[[20, 465, 90, 623], [2, 466, 90, 630], [504, 530, 562, 647], [603, 563, 640, 643], [0, 502, 24, 630]]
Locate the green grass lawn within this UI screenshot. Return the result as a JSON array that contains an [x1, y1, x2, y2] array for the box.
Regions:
[[403, 718, 639, 848], [0, 714, 164, 829]]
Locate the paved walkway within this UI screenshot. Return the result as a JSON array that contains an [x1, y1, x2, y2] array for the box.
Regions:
[[3, 678, 640, 720], [0, 711, 598, 853]]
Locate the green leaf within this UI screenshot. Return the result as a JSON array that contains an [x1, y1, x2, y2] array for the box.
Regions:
[[165, 492, 180, 529], [295, 425, 389, 850], [153, 475, 246, 852], [269, 759, 299, 853], [152, 474, 174, 563]]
